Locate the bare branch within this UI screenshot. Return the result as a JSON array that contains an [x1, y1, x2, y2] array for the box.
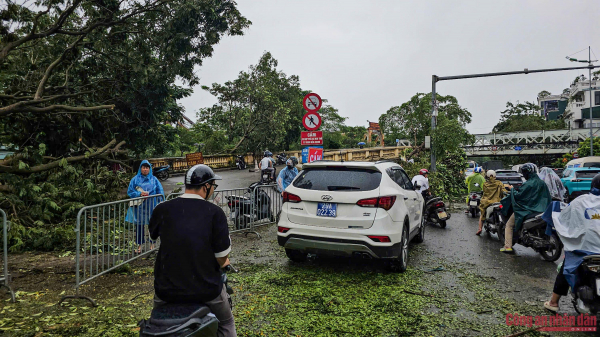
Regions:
[[35, 35, 84, 99], [1, 104, 114, 116], [0, 91, 96, 115]]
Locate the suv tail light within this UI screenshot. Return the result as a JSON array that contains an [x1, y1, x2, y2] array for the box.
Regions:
[[572, 179, 582, 182], [357, 196, 396, 211], [282, 192, 301, 203], [278, 226, 290, 233], [368, 235, 391, 243]]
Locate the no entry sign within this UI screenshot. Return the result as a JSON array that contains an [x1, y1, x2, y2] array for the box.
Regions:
[[301, 131, 323, 146], [302, 112, 322, 131], [303, 93, 322, 112]]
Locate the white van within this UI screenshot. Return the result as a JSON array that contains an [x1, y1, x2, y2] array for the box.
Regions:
[[566, 156, 600, 169]]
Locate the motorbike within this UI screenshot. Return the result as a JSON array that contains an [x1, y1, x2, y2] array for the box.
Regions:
[[226, 182, 275, 230], [260, 168, 275, 184], [497, 212, 563, 261], [572, 255, 600, 315], [154, 165, 170, 182], [468, 191, 483, 218], [235, 155, 246, 170], [139, 265, 237, 337], [482, 202, 504, 237], [423, 196, 451, 228], [276, 152, 287, 165]]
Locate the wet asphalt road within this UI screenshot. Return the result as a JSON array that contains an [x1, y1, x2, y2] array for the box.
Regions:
[[160, 169, 575, 317]]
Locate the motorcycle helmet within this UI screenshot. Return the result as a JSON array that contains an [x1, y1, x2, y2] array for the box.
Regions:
[[289, 156, 299, 166], [185, 164, 222, 186], [419, 169, 429, 176], [474, 167, 483, 173], [520, 163, 536, 180], [487, 170, 496, 178], [592, 174, 600, 190]]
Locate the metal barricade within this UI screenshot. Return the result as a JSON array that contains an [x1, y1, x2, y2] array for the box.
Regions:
[[1, 209, 15, 302], [250, 184, 283, 229], [59, 194, 164, 306], [166, 191, 184, 200]]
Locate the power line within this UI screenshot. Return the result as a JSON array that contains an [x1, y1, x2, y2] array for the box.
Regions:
[[568, 47, 590, 57]]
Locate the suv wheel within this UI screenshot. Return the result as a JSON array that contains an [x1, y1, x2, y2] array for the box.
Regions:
[[285, 249, 307, 263], [387, 225, 409, 273], [413, 215, 425, 243]]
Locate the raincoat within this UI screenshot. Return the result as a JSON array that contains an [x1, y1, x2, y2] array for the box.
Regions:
[[277, 166, 298, 192], [466, 172, 485, 193], [479, 176, 506, 215], [538, 167, 566, 202], [500, 173, 551, 232], [125, 160, 164, 227]]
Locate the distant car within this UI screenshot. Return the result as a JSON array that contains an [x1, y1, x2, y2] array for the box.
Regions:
[[277, 160, 425, 272], [464, 161, 479, 178], [566, 157, 600, 169], [495, 170, 526, 191], [561, 167, 600, 201]]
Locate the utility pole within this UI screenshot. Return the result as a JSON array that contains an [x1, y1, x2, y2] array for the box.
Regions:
[[429, 63, 599, 172]]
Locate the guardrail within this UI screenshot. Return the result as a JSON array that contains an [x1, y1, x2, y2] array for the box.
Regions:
[[148, 146, 410, 172], [1, 209, 15, 302], [59, 194, 165, 306]]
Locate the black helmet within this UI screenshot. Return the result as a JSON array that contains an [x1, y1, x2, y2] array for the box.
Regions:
[[185, 164, 222, 186], [520, 163, 536, 180], [289, 156, 299, 166], [593, 174, 600, 190]]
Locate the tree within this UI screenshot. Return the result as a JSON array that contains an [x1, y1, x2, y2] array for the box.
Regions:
[[378, 92, 473, 158], [538, 90, 551, 98], [492, 101, 565, 133]]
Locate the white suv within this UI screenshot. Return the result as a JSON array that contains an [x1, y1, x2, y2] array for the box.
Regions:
[[277, 161, 425, 272]]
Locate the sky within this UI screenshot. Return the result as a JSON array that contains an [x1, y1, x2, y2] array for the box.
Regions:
[[179, 0, 600, 135]]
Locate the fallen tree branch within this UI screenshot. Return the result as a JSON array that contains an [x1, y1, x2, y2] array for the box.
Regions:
[[2, 104, 114, 116], [403, 290, 434, 298]]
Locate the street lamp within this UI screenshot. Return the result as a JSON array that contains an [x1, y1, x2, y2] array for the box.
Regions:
[[566, 46, 598, 156]]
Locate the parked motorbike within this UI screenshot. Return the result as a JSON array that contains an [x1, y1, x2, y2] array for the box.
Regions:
[[482, 202, 503, 237], [497, 212, 563, 261], [572, 255, 600, 315], [423, 196, 451, 228], [139, 265, 237, 337], [154, 165, 170, 182], [235, 155, 246, 170], [276, 152, 287, 165], [226, 182, 275, 230], [468, 191, 483, 218]]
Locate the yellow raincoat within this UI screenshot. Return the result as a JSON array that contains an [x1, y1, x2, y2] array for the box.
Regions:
[[479, 176, 506, 217]]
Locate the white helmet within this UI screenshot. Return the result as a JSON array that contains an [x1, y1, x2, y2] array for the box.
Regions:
[[487, 170, 496, 178]]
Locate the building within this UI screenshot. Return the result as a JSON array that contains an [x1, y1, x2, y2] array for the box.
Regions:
[[566, 78, 600, 129], [538, 93, 568, 121]]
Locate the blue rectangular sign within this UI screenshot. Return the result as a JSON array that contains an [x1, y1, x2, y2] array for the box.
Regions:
[[302, 146, 323, 163]]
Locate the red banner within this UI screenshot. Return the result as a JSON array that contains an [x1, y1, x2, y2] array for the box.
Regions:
[[301, 131, 323, 146], [308, 148, 323, 163]]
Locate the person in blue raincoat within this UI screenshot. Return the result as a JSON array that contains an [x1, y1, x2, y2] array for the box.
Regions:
[[277, 158, 298, 194], [126, 160, 164, 253]]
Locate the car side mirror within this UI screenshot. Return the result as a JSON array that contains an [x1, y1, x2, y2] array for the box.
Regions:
[[413, 184, 420, 190]]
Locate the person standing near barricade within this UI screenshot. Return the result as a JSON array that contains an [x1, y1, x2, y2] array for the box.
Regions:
[[149, 164, 236, 337], [126, 160, 164, 254], [277, 158, 299, 195]]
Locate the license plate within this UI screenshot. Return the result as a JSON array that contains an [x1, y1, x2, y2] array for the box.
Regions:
[[317, 203, 337, 217], [438, 211, 447, 219], [230, 212, 236, 220], [470, 201, 478, 206], [596, 279, 600, 296]]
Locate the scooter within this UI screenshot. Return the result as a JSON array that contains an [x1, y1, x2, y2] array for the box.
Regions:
[[260, 168, 275, 184], [497, 212, 563, 261], [276, 152, 287, 165], [483, 202, 503, 237], [235, 155, 246, 170], [572, 255, 600, 314], [423, 196, 451, 228], [139, 265, 236, 337], [226, 182, 275, 230], [154, 165, 170, 182], [468, 191, 483, 218]]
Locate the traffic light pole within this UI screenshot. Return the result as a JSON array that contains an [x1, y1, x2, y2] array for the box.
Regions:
[[430, 64, 600, 172]]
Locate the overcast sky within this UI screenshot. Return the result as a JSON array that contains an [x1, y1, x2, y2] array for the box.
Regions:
[[179, 0, 600, 134]]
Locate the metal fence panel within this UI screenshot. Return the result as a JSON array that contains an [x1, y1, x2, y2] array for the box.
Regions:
[[250, 185, 283, 228], [60, 194, 164, 306], [1, 209, 15, 302]]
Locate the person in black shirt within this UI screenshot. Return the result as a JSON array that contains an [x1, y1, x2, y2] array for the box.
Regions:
[[149, 164, 236, 337]]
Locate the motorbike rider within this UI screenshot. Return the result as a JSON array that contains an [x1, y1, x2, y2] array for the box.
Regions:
[[543, 173, 600, 312], [500, 163, 552, 254], [148, 165, 236, 336], [465, 167, 485, 214], [258, 151, 275, 182], [538, 167, 567, 202], [412, 169, 430, 199], [277, 158, 299, 195], [475, 170, 506, 236]]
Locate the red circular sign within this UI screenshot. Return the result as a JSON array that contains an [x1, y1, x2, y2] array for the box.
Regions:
[[303, 93, 322, 112], [302, 112, 322, 131]]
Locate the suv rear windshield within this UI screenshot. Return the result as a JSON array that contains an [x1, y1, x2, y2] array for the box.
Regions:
[[576, 171, 600, 178], [292, 167, 382, 191]]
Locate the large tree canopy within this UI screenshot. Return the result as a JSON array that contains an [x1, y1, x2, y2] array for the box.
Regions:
[[492, 101, 565, 133], [1, 0, 250, 169]]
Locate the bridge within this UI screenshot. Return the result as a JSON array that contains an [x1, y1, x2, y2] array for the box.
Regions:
[[464, 128, 600, 157]]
